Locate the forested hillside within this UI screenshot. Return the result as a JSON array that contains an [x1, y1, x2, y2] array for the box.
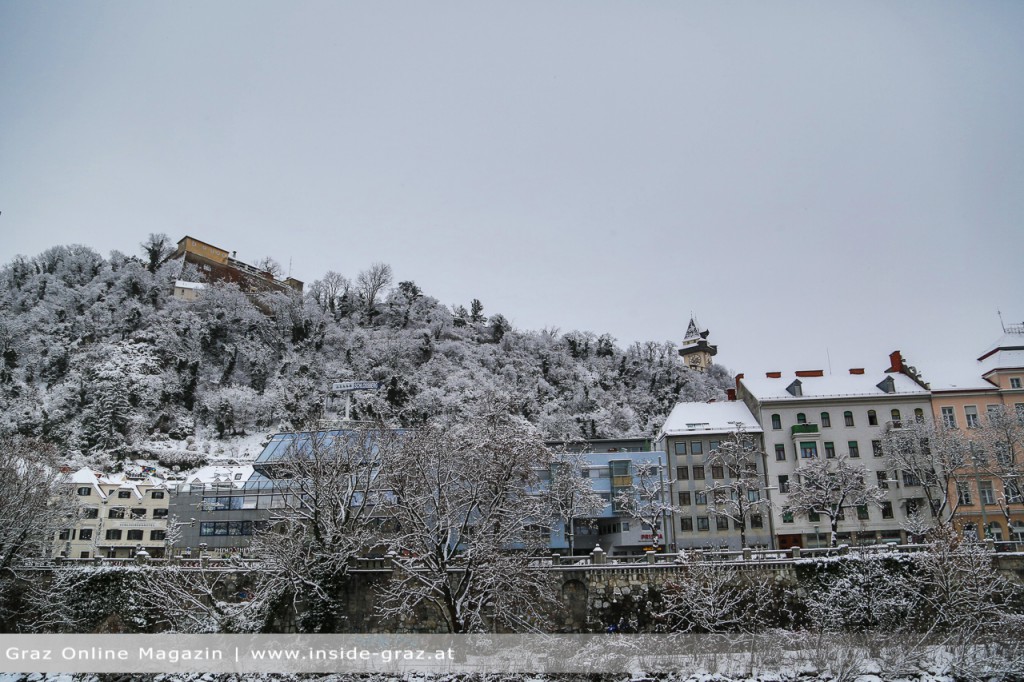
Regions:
[[0, 238, 732, 464]]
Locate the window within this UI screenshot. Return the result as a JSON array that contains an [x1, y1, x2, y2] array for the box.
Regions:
[[1007, 481, 1023, 504], [957, 483, 972, 505], [81, 507, 98, 519], [709, 440, 720, 454], [980, 480, 995, 505], [711, 465, 724, 479], [130, 508, 146, 519], [775, 444, 786, 461], [676, 466, 689, 481], [941, 406, 957, 428], [796, 413, 807, 424], [808, 510, 820, 522], [903, 471, 920, 487], [868, 410, 878, 426], [890, 409, 901, 426], [820, 412, 831, 428], [824, 442, 836, 459], [151, 491, 165, 499], [844, 411, 855, 427], [914, 408, 925, 422], [58, 529, 72, 540], [199, 521, 254, 537], [79, 529, 93, 541], [877, 471, 889, 489], [848, 441, 860, 458], [782, 510, 794, 523], [716, 517, 729, 530], [678, 491, 691, 506], [751, 515, 764, 528], [674, 442, 687, 455], [771, 414, 782, 430], [153, 509, 168, 519], [1011, 377, 1022, 389], [800, 442, 817, 458], [150, 530, 166, 541], [697, 517, 710, 531], [747, 489, 761, 502], [117, 491, 131, 499], [695, 491, 707, 505], [691, 441, 703, 455], [778, 475, 790, 493], [105, 530, 122, 540], [857, 505, 870, 520], [76, 487, 91, 496], [872, 440, 883, 457], [108, 508, 125, 519], [965, 406, 980, 429], [881, 502, 894, 519], [837, 507, 846, 520], [693, 465, 705, 479], [126, 530, 143, 541], [681, 517, 693, 531]]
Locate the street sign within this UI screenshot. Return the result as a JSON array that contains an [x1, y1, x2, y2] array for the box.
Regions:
[[331, 381, 383, 393]]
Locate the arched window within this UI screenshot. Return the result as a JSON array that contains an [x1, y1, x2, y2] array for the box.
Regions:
[[796, 413, 807, 424], [771, 414, 781, 430], [820, 412, 831, 428], [844, 411, 855, 427], [891, 409, 902, 426], [868, 410, 878, 426], [914, 408, 925, 423]]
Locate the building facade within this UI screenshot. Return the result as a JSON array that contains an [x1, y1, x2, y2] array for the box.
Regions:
[[171, 235, 303, 294], [656, 401, 772, 550], [930, 324, 1024, 542], [58, 468, 170, 559], [738, 355, 933, 548]]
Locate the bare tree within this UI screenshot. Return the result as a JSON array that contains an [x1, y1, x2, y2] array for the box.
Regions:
[[376, 410, 557, 633], [881, 417, 970, 527], [255, 257, 283, 279], [783, 453, 886, 547], [248, 425, 400, 632], [140, 233, 175, 273], [545, 449, 606, 555], [975, 405, 1024, 530], [656, 553, 773, 633], [355, 262, 393, 315], [704, 426, 771, 548], [134, 565, 268, 633], [612, 457, 675, 552]]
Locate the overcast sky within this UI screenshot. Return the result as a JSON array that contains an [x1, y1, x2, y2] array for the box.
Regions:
[[1, 2, 1022, 387]]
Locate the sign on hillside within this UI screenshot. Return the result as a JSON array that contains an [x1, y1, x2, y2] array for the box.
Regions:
[[332, 381, 384, 393]]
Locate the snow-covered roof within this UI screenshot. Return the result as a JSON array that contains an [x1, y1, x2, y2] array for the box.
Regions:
[[185, 464, 254, 487], [930, 328, 1024, 389], [741, 371, 928, 402], [66, 467, 167, 499], [658, 401, 763, 438], [174, 280, 206, 290]]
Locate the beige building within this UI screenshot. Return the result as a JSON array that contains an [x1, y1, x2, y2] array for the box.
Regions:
[[930, 323, 1024, 542], [57, 468, 171, 559]]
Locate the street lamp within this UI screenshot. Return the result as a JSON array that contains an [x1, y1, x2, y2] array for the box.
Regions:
[[814, 525, 821, 549]]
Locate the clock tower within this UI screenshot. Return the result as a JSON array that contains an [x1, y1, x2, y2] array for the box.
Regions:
[[679, 317, 717, 372]]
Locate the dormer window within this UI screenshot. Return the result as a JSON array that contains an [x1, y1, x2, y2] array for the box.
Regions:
[[786, 380, 803, 397], [877, 376, 896, 394]]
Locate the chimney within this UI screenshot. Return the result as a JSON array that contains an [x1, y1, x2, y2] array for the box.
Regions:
[[726, 388, 736, 401], [888, 350, 903, 373], [735, 373, 744, 392], [849, 368, 865, 375], [795, 370, 824, 377], [766, 371, 782, 378]]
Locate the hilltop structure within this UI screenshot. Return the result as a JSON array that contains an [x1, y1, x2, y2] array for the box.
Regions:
[[170, 235, 303, 294], [679, 317, 717, 372]]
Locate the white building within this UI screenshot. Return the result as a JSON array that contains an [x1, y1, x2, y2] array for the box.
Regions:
[[58, 468, 171, 559], [738, 356, 932, 548]]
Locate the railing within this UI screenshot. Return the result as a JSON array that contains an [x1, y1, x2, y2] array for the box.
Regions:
[[790, 424, 819, 435]]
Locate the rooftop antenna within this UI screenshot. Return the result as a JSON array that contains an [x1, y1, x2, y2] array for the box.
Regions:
[[826, 347, 832, 375], [998, 309, 1005, 333], [288, 257, 292, 278]]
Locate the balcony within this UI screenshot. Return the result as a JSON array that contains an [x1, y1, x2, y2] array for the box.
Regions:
[[791, 424, 820, 435]]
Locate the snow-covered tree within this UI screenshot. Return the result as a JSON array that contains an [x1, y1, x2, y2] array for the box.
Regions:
[[545, 449, 606, 555], [134, 566, 268, 633], [248, 425, 401, 632], [376, 407, 557, 633], [784, 453, 886, 547], [704, 426, 771, 548], [612, 457, 675, 551], [656, 552, 774, 633], [975, 405, 1024, 528], [881, 417, 970, 527]]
